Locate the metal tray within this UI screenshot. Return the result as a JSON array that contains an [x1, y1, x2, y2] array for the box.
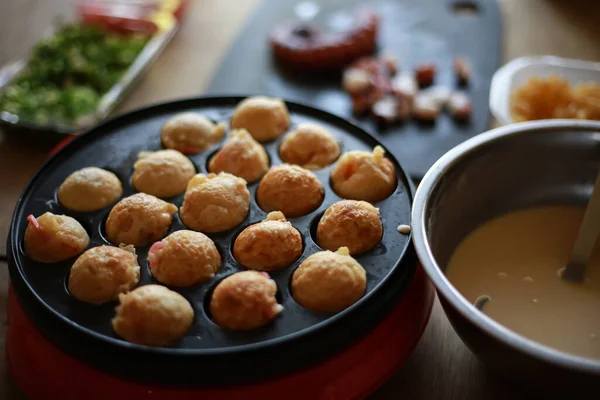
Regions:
[[0, 19, 177, 139]]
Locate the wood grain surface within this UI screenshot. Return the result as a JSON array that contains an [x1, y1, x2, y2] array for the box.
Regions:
[[1, 0, 599, 398]]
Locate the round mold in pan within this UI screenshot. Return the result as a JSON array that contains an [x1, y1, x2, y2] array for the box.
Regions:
[[7, 96, 417, 386]]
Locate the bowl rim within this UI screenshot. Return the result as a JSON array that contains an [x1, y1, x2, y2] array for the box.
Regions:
[[412, 119, 600, 373]]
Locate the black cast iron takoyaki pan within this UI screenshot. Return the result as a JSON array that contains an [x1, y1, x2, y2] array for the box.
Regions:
[[7, 96, 416, 386]]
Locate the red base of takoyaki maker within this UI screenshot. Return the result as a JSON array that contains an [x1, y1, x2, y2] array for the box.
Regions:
[[7, 265, 433, 400]]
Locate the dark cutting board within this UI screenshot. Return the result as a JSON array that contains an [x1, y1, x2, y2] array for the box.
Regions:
[[207, 0, 502, 179]]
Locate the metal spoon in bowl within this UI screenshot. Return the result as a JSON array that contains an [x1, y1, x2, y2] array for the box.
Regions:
[[563, 170, 600, 283]]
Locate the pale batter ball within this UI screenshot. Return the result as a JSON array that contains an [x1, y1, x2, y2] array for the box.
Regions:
[[58, 167, 122, 212], [148, 230, 221, 287], [257, 164, 324, 218], [105, 193, 177, 247], [179, 173, 250, 233], [230, 96, 290, 142], [331, 145, 396, 202], [161, 112, 226, 154], [233, 211, 302, 271], [208, 129, 269, 183], [132, 150, 195, 198], [68, 245, 140, 305], [291, 247, 366, 313], [210, 271, 283, 330], [317, 200, 382, 255], [24, 212, 90, 263], [279, 123, 340, 170], [112, 284, 194, 347]]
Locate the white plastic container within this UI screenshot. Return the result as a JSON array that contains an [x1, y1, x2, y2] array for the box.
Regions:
[[489, 56, 600, 125]]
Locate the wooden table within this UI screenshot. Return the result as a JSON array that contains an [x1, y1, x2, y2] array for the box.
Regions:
[[1, 0, 599, 398]]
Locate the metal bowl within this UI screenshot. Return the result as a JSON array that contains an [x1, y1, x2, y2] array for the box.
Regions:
[[412, 120, 600, 388]]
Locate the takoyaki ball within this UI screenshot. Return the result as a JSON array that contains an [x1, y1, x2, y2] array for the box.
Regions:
[[208, 129, 269, 183], [233, 211, 302, 271], [161, 113, 226, 154], [317, 200, 382, 255], [257, 164, 324, 218], [291, 247, 366, 313], [132, 150, 195, 198], [230, 96, 290, 142], [279, 123, 340, 170], [179, 173, 250, 233], [148, 230, 221, 287], [68, 245, 140, 305], [105, 193, 177, 247], [24, 213, 90, 263], [330, 145, 396, 202], [112, 285, 194, 347], [210, 271, 283, 330], [58, 167, 122, 212]]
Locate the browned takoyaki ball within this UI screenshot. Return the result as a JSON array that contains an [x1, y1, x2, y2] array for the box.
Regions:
[[58, 167, 122, 212], [112, 284, 194, 347], [317, 200, 382, 255], [105, 193, 177, 247], [230, 96, 290, 142], [147, 230, 221, 287], [208, 129, 269, 183], [210, 271, 283, 330], [330, 145, 396, 202], [291, 247, 367, 313], [24, 213, 90, 263], [132, 150, 195, 198], [161, 112, 225, 154], [257, 164, 324, 218], [68, 245, 140, 305], [233, 211, 302, 271], [179, 173, 250, 233], [279, 123, 340, 170]]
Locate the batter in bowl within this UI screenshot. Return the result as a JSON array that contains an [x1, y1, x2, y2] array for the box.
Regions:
[[447, 205, 600, 359]]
